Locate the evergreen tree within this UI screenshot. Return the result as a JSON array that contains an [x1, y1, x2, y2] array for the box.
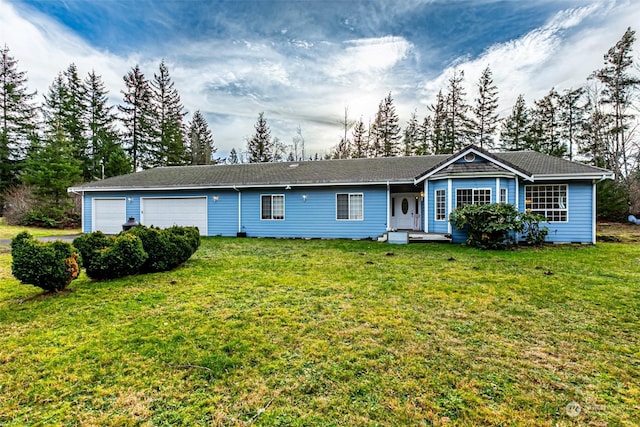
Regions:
[[332, 137, 350, 159], [0, 45, 37, 206], [61, 64, 89, 177], [247, 112, 273, 162], [351, 119, 368, 158], [227, 148, 239, 164], [402, 110, 420, 156], [531, 88, 566, 157], [188, 110, 216, 165], [119, 65, 154, 170], [471, 66, 499, 149], [415, 115, 433, 155], [559, 87, 587, 161], [429, 90, 448, 154], [591, 27, 639, 181], [85, 70, 126, 178], [370, 92, 401, 157], [443, 70, 472, 153], [500, 95, 532, 151], [151, 60, 188, 166], [23, 128, 82, 209]]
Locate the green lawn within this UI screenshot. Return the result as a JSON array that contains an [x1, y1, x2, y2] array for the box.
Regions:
[[0, 217, 80, 240], [0, 237, 639, 426]]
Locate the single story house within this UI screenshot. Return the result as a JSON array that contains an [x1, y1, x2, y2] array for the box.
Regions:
[[68, 145, 613, 244]]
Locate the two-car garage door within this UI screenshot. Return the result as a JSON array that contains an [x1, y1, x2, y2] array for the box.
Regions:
[[141, 197, 207, 236], [93, 197, 208, 235]]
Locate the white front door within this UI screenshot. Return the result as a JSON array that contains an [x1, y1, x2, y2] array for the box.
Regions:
[[391, 193, 421, 230]]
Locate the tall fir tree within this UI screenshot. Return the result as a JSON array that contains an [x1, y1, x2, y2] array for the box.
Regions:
[[500, 94, 532, 151], [402, 110, 420, 156], [443, 70, 472, 153], [151, 60, 188, 166], [531, 88, 566, 157], [188, 110, 216, 165], [61, 64, 90, 178], [415, 115, 433, 155], [350, 119, 368, 158], [247, 112, 273, 163], [119, 65, 154, 170], [23, 127, 82, 209], [429, 90, 448, 154], [471, 66, 499, 150], [332, 137, 350, 159], [227, 148, 239, 164], [370, 92, 401, 157], [84, 70, 129, 178], [0, 45, 37, 207], [559, 87, 587, 161], [591, 26, 639, 181]]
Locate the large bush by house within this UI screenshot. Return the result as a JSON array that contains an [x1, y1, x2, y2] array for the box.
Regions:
[[72, 232, 147, 280], [449, 203, 548, 249], [73, 225, 199, 280], [126, 225, 200, 273], [11, 232, 80, 292]]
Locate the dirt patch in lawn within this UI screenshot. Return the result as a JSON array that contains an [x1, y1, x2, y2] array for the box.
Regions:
[[597, 221, 640, 242]]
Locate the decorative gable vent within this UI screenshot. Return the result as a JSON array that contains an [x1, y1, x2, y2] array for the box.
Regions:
[[464, 153, 476, 162]]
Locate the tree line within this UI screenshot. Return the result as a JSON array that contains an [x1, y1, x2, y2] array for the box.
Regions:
[[321, 27, 639, 217], [1, 27, 639, 224], [0, 49, 217, 222]]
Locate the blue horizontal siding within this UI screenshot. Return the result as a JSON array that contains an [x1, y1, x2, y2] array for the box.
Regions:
[[240, 186, 387, 239], [519, 181, 594, 243]]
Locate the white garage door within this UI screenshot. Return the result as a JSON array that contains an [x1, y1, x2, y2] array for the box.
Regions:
[[93, 198, 126, 234], [141, 197, 207, 235]]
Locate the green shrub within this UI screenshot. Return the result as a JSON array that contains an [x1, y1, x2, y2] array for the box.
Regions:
[[449, 203, 547, 249], [73, 232, 147, 280], [11, 232, 80, 292], [125, 225, 200, 273]]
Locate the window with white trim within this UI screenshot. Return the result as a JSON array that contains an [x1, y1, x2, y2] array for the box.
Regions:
[[500, 188, 508, 204], [435, 189, 446, 221], [525, 185, 567, 222], [336, 193, 363, 220], [456, 188, 492, 208], [261, 194, 285, 220]]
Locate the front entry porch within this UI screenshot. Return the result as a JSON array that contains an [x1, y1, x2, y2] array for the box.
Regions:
[[389, 192, 422, 231]]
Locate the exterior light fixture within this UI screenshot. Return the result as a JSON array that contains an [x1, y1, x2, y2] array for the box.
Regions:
[[419, 191, 425, 199], [213, 195, 219, 202], [302, 194, 307, 201], [127, 197, 132, 202]]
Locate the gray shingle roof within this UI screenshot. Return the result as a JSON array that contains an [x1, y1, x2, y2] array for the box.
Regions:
[[70, 148, 612, 191]]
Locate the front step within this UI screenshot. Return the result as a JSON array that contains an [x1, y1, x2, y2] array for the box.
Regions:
[[379, 231, 452, 243]]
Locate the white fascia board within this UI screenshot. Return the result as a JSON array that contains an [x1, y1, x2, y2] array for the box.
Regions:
[[70, 180, 415, 193], [426, 172, 516, 181], [414, 147, 533, 184], [530, 172, 614, 181]]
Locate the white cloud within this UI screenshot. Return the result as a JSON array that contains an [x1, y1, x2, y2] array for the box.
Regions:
[[330, 36, 413, 77], [420, 1, 640, 116]]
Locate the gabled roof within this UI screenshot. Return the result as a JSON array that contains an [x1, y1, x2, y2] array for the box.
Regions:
[[69, 146, 613, 192]]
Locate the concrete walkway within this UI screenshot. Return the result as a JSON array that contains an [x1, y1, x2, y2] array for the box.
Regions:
[[0, 234, 81, 246]]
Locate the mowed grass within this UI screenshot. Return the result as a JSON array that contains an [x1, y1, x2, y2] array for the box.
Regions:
[[0, 236, 639, 426], [0, 217, 80, 240]]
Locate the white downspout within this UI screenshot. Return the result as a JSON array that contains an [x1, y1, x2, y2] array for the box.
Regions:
[[424, 180, 428, 232], [447, 178, 452, 234], [386, 181, 391, 231], [592, 180, 597, 244], [234, 186, 242, 234]]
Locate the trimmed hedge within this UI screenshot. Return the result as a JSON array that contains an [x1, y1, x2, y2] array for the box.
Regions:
[[72, 225, 200, 280], [73, 232, 147, 280], [126, 225, 200, 273], [11, 232, 80, 292]]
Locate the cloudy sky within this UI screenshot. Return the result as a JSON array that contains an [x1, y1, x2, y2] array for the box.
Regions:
[[1, 0, 639, 159]]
